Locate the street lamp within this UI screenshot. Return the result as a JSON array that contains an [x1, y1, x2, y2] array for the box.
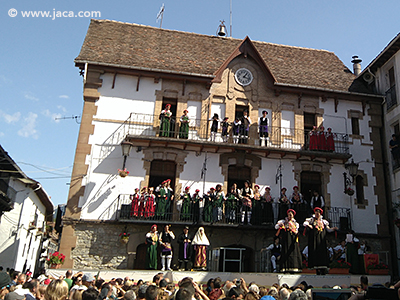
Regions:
[[343, 159, 359, 194], [121, 140, 134, 170]]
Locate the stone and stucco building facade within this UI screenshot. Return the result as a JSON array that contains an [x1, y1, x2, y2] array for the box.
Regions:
[[60, 19, 392, 272]]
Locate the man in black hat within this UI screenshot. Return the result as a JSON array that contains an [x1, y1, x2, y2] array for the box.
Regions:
[[177, 226, 192, 271], [258, 110, 269, 146], [240, 110, 251, 144]]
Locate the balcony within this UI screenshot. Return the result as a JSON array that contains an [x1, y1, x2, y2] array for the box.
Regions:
[[386, 85, 397, 110], [99, 113, 350, 162], [99, 194, 351, 231]]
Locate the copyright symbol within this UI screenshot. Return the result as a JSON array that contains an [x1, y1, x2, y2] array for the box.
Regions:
[[8, 8, 17, 17]]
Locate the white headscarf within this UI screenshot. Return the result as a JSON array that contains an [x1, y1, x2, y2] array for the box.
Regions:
[[192, 227, 210, 246]]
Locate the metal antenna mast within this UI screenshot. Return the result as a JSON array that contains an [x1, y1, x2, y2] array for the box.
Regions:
[[156, 3, 165, 29]]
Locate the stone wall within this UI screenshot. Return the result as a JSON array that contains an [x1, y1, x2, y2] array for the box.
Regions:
[[71, 223, 129, 269]]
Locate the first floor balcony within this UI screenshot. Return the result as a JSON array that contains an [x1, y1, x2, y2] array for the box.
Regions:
[[100, 194, 352, 232]]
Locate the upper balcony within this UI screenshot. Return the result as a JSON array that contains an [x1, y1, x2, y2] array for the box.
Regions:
[[100, 113, 350, 162]]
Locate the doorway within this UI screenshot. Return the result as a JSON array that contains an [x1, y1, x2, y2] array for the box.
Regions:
[[148, 160, 176, 189], [300, 171, 322, 204], [228, 165, 252, 190]]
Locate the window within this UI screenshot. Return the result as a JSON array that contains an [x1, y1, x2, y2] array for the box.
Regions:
[[304, 113, 316, 131], [351, 117, 360, 135], [235, 105, 249, 121], [386, 67, 397, 109], [394, 123, 399, 137], [355, 175, 365, 205]]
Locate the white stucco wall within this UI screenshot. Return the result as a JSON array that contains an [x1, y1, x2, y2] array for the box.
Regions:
[[0, 179, 47, 271]]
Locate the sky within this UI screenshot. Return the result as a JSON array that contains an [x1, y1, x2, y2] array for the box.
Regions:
[[1, 0, 399, 207]]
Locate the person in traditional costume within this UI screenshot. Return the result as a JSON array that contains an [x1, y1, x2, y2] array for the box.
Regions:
[[144, 187, 156, 219], [303, 207, 338, 275], [345, 230, 361, 274], [203, 188, 214, 223], [145, 224, 159, 270], [258, 110, 269, 146], [278, 187, 289, 220], [266, 236, 282, 272], [209, 113, 220, 142], [240, 180, 253, 225], [226, 184, 239, 224], [160, 104, 172, 137], [221, 117, 230, 143], [130, 188, 140, 217], [177, 226, 192, 271], [165, 179, 175, 220], [192, 189, 202, 224], [317, 126, 326, 151], [180, 186, 192, 221], [240, 110, 251, 144], [179, 110, 189, 139], [232, 118, 241, 144], [262, 186, 274, 224], [213, 184, 225, 223], [156, 181, 168, 219], [310, 190, 325, 216], [138, 187, 147, 218], [192, 227, 210, 270], [275, 209, 302, 273], [159, 224, 175, 271], [326, 127, 335, 152], [252, 185, 263, 225], [309, 126, 318, 150], [290, 186, 304, 221]]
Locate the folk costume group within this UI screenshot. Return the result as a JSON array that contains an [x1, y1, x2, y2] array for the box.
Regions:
[[159, 104, 337, 151], [272, 206, 338, 275], [145, 225, 209, 271]]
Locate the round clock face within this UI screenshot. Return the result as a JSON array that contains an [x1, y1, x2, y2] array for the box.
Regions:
[[235, 68, 253, 86]]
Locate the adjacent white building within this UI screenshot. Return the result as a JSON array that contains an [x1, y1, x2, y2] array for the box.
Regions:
[[0, 145, 53, 273], [358, 32, 400, 274]]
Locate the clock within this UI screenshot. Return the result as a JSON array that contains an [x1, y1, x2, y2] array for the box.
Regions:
[[235, 68, 253, 86]]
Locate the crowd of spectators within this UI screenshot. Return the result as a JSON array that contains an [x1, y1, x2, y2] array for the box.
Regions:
[[0, 266, 399, 300]]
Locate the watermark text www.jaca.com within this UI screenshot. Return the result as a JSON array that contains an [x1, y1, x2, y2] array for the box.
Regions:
[[8, 8, 101, 20]]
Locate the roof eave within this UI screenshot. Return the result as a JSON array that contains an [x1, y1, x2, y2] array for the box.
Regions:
[[75, 60, 215, 79], [274, 82, 384, 100]]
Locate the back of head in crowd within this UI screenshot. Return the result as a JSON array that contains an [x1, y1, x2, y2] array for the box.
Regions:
[[45, 279, 69, 300], [228, 287, 245, 299], [124, 290, 137, 300], [175, 287, 194, 300], [288, 290, 307, 300], [82, 287, 99, 300], [213, 277, 222, 289], [145, 285, 159, 300]]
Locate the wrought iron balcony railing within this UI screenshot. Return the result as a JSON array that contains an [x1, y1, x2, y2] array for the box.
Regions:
[[99, 194, 351, 231], [386, 85, 397, 110], [122, 113, 349, 154]]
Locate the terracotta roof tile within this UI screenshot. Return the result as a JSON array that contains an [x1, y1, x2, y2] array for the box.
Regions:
[[76, 19, 356, 92]]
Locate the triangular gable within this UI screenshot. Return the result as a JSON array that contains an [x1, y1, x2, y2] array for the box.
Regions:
[[212, 36, 277, 87]]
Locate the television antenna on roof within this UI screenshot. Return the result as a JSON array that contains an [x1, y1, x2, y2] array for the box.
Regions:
[[55, 115, 81, 124], [156, 3, 165, 29]]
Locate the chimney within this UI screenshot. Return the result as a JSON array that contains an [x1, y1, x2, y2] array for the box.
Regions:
[[351, 55, 362, 76]]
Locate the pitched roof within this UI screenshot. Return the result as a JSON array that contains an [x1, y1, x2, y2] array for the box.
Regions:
[[76, 19, 356, 92]]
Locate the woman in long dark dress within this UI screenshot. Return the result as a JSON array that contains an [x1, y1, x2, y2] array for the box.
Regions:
[[179, 110, 189, 139], [252, 185, 263, 225], [275, 209, 302, 273], [303, 207, 338, 275], [278, 187, 289, 220], [262, 186, 274, 224]]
